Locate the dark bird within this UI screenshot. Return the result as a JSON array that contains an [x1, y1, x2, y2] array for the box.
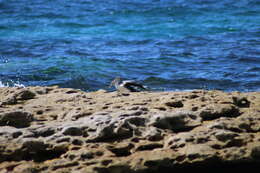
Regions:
[[110, 77, 148, 93]]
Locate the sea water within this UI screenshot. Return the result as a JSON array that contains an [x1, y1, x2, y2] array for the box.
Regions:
[[0, 0, 259, 91]]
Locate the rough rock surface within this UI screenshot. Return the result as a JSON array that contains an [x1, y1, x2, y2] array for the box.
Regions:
[[0, 86, 259, 172]]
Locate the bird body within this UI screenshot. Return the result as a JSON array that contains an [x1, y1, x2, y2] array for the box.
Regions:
[[110, 77, 147, 93]]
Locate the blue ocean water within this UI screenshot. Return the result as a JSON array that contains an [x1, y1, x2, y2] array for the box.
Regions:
[[0, 0, 259, 91]]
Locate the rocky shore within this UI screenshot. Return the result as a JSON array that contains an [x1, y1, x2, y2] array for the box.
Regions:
[[0, 86, 260, 172]]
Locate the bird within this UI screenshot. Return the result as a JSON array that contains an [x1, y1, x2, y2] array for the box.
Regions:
[[109, 77, 148, 94]]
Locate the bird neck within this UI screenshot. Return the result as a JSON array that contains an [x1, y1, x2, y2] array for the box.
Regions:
[[114, 80, 120, 89]]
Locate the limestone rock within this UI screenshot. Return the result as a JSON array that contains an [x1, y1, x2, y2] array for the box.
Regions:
[[0, 111, 33, 128], [0, 88, 36, 106], [199, 104, 240, 120], [0, 86, 259, 172], [149, 111, 202, 132]]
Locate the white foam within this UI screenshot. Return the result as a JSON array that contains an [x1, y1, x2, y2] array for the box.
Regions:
[[0, 81, 5, 87], [13, 83, 25, 88], [0, 81, 25, 88]]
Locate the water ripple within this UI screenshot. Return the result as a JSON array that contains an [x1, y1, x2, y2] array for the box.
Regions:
[[0, 0, 259, 91]]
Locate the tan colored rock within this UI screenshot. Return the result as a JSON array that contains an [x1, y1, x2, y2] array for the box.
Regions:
[[0, 111, 33, 128], [0, 86, 259, 172], [148, 111, 202, 132]]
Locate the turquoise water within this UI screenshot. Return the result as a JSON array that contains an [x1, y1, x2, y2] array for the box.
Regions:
[[0, 0, 260, 91]]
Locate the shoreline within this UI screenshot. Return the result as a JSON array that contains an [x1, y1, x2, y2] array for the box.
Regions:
[[0, 86, 260, 172]]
